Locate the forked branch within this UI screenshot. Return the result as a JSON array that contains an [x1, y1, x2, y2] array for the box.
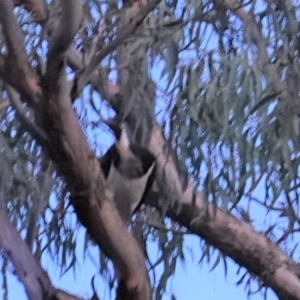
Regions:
[[0, 2, 152, 299]]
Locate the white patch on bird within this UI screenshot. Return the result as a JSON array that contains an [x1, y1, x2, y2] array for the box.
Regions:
[[107, 163, 155, 221], [116, 124, 131, 158]]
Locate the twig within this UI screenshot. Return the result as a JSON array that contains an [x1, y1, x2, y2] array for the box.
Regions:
[[134, 219, 190, 235], [5, 85, 49, 147], [0, 100, 9, 111], [45, 0, 83, 83], [72, 0, 162, 100]]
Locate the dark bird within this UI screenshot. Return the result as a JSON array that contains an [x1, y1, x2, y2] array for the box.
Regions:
[[100, 120, 156, 223]]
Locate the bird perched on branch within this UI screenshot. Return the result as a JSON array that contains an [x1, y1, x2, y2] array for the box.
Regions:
[[100, 119, 156, 223]]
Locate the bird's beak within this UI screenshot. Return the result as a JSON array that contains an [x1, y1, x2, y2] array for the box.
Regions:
[[103, 118, 131, 155]]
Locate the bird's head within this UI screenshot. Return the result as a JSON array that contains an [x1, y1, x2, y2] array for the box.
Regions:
[[103, 118, 131, 158]]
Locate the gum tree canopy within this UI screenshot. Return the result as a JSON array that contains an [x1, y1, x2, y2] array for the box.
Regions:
[[0, 0, 300, 299]]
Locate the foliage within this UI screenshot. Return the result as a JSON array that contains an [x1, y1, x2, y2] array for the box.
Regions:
[[1, 0, 300, 299]]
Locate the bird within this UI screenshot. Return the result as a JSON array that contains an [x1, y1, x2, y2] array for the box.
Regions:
[[100, 120, 156, 223]]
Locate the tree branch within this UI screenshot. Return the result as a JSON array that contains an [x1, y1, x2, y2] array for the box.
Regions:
[[45, 0, 83, 83], [93, 73, 300, 300], [0, 2, 152, 298], [42, 55, 151, 298], [5, 84, 49, 147], [147, 125, 300, 300], [0, 207, 82, 300], [71, 0, 162, 100], [0, 0, 40, 104], [13, 0, 48, 21]]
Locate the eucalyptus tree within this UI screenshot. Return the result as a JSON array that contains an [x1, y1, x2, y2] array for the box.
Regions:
[[0, 0, 300, 299]]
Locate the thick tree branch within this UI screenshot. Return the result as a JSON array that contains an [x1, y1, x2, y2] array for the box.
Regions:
[[0, 0, 40, 104], [145, 190, 300, 300], [147, 125, 300, 300], [66, 46, 85, 72], [0, 207, 82, 300], [49, 1, 82, 54], [0, 2, 152, 299], [71, 0, 162, 100], [45, 0, 83, 83], [42, 57, 151, 298], [4, 0, 298, 299], [39, 2, 153, 295], [93, 76, 300, 300]]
